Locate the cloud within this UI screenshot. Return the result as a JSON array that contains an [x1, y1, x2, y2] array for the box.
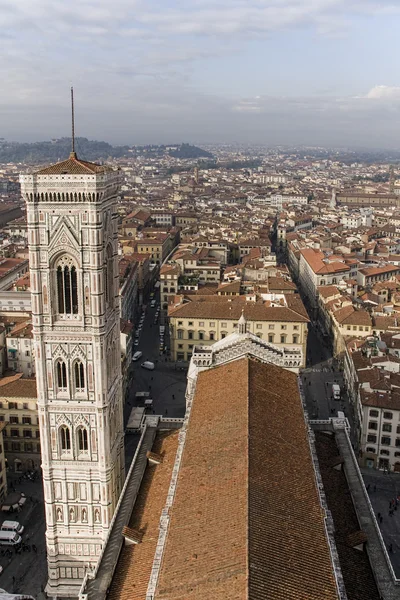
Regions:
[[2, 0, 400, 147], [366, 85, 400, 100]]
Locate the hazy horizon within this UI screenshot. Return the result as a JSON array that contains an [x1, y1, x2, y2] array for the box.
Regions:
[[2, 1, 400, 149]]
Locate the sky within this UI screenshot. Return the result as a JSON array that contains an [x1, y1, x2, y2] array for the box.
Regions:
[[2, 0, 400, 148]]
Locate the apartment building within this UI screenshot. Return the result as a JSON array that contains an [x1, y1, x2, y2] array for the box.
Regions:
[[160, 263, 180, 309], [299, 249, 354, 308], [119, 257, 139, 322], [357, 265, 400, 287], [0, 374, 39, 472], [136, 231, 176, 265], [0, 258, 29, 291], [168, 295, 308, 369], [173, 247, 222, 285], [6, 320, 34, 377]]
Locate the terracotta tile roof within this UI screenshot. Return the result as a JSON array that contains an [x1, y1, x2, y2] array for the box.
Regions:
[[108, 431, 179, 600], [155, 358, 339, 600], [318, 285, 342, 299], [268, 276, 297, 291], [35, 152, 112, 175], [301, 249, 350, 275], [169, 299, 309, 323], [0, 376, 37, 398], [335, 307, 372, 326], [359, 265, 400, 277]]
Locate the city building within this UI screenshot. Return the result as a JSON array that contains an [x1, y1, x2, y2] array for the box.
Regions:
[[6, 320, 34, 377], [20, 150, 125, 597], [168, 295, 308, 368], [0, 373, 39, 473], [160, 263, 180, 310]]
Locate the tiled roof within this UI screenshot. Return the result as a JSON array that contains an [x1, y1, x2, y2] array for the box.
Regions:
[[35, 152, 112, 175], [169, 299, 309, 323], [0, 376, 37, 398], [108, 431, 179, 600], [154, 358, 339, 600], [301, 248, 350, 275]]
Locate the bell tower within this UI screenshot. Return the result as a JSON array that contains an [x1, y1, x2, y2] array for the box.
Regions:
[[20, 150, 125, 598]]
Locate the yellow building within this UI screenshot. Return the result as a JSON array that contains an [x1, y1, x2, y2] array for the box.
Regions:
[[0, 374, 39, 472], [168, 295, 309, 367]]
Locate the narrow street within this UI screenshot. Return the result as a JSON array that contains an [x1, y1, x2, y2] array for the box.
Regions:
[[300, 323, 357, 445]]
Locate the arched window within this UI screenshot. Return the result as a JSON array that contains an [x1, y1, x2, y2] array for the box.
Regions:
[[56, 257, 78, 314], [77, 428, 88, 452], [60, 426, 71, 451], [57, 361, 67, 390], [74, 361, 85, 390]]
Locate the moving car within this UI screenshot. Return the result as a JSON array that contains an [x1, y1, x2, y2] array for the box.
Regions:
[[151, 300, 156, 307], [144, 398, 153, 410], [141, 361, 155, 371], [332, 383, 341, 400], [132, 351, 143, 361]]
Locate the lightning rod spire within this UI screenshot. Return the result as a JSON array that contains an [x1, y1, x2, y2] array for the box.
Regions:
[[70, 86, 76, 158]]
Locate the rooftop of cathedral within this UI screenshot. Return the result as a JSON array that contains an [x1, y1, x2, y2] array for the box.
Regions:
[[95, 358, 342, 600], [34, 151, 113, 176]]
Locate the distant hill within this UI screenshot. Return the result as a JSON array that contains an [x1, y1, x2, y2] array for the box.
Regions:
[[166, 143, 213, 159], [0, 138, 213, 164], [0, 137, 129, 164]]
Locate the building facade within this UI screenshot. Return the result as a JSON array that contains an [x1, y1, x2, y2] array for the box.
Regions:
[[0, 375, 39, 473], [20, 152, 125, 598], [168, 299, 308, 370]]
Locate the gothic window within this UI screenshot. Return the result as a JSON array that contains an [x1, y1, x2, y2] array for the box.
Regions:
[[56, 257, 78, 314], [60, 426, 71, 451], [74, 361, 85, 391], [77, 428, 89, 452], [56, 361, 67, 390]]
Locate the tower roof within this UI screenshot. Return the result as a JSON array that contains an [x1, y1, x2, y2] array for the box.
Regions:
[[35, 152, 112, 175]]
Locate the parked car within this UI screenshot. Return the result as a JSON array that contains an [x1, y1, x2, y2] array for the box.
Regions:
[[141, 361, 155, 371], [0, 531, 22, 546], [1, 520, 24, 534], [132, 351, 143, 361], [134, 340, 139, 347]]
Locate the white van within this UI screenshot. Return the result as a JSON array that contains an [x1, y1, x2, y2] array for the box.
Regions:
[[1, 520, 24, 534], [141, 361, 155, 371], [0, 530, 22, 546]]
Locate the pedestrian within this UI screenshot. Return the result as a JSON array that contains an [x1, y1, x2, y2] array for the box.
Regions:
[[32, 544, 37, 553], [165, 409, 168, 416], [389, 543, 393, 553], [366, 483, 370, 491], [12, 576, 15, 585], [374, 484, 377, 492], [380, 516, 383, 524], [172, 394, 175, 400]]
